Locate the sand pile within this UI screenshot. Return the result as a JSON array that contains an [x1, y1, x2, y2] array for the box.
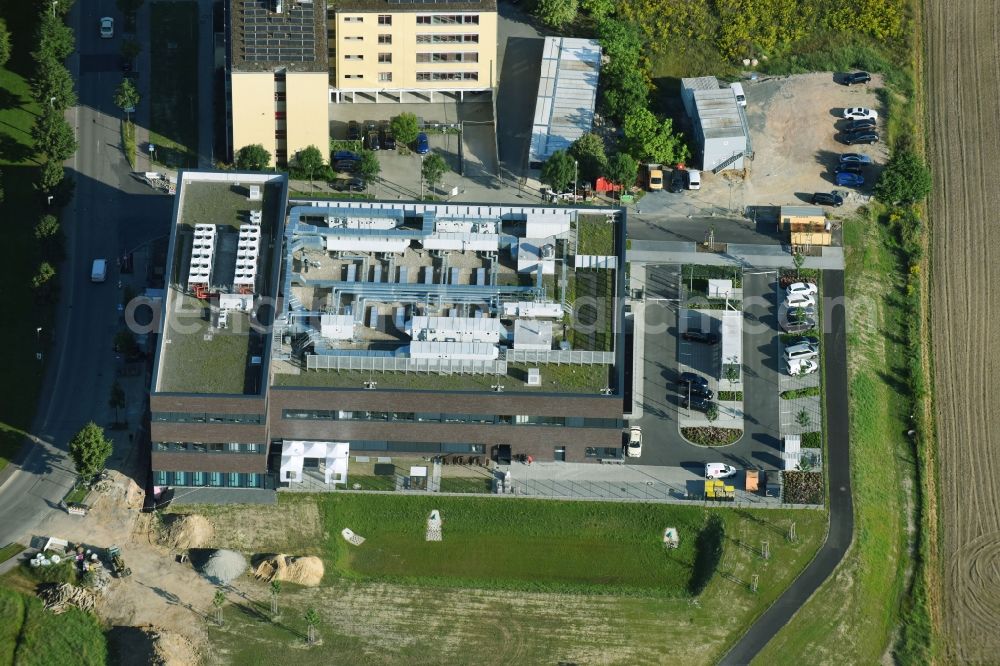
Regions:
[[150, 628, 200, 666], [200, 549, 246, 585], [160, 514, 214, 550], [253, 554, 324, 587]]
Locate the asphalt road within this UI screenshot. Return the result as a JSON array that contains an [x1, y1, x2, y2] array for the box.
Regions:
[[0, 2, 171, 545], [719, 269, 853, 664]]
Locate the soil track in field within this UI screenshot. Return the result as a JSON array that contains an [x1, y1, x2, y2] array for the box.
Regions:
[[927, 0, 1000, 660]]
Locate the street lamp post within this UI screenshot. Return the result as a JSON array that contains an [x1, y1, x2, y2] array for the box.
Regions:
[[49, 97, 56, 109], [573, 160, 578, 202], [51, 0, 57, 17]]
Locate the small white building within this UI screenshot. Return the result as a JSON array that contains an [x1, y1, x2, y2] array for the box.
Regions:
[[320, 314, 354, 340], [514, 319, 553, 350], [516, 238, 557, 275]]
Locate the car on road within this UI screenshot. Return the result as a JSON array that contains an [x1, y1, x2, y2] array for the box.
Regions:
[[347, 121, 361, 141], [678, 371, 709, 388], [784, 342, 820, 361], [787, 358, 820, 375], [842, 107, 878, 120], [415, 132, 430, 154], [841, 131, 880, 145], [706, 463, 737, 480], [669, 169, 686, 193], [785, 292, 816, 309], [839, 153, 874, 165], [626, 426, 642, 458], [786, 282, 818, 297], [681, 329, 720, 345], [843, 71, 872, 86], [681, 396, 714, 412], [811, 191, 844, 207], [677, 383, 714, 400], [100, 17, 114, 38], [844, 118, 877, 132], [835, 170, 865, 187]]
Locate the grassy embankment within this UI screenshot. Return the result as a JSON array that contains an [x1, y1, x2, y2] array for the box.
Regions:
[[0, 587, 107, 665], [149, 2, 199, 168], [189, 493, 826, 664]]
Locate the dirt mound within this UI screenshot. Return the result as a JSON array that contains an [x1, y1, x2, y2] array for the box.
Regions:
[[151, 627, 200, 666], [253, 554, 324, 586], [200, 549, 246, 585], [159, 514, 214, 550]]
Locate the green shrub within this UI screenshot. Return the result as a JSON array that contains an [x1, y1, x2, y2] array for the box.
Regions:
[[782, 471, 824, 504]]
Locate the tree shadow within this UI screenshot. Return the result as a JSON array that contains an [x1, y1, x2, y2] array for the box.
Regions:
[[0, 131, 36, 164]]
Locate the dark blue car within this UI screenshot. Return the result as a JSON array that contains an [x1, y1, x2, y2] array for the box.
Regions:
[[835, 170, 864, 187], [415, 132, 430, 154]]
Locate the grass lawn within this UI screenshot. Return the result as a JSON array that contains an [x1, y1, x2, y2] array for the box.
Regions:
[[149, 2, 199, 168], [438, 476, 492, 493], [201, 494, 827, 664], [0, 587, 107, 665], [0, 4, 52, 472], [63, 484, 89, 505], [0, 543, 25, 566], [753, 216, 911, 663]]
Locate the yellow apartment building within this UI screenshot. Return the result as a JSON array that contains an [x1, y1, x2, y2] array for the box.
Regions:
[[329, 0, 498, 102]]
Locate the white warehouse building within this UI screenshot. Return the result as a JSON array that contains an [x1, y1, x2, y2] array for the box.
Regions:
[[680, 76, 752, 173]]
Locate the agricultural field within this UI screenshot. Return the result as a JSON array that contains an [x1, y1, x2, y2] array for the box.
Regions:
[[184, 494, 827, 664], [926, 0, 1000, 661]]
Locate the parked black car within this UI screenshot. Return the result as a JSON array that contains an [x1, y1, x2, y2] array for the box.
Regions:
[[681, 330, 720, 345], [681, 396, 714, 413], [812, 191, 844, 207], [782, 306, 818, 333], [347, 120, 361, 141], [678, 383, 715, 400], [786, 335, 820, 348], [332, 177, 366, 192], [366, 131, 380, 151], [840, 131, 879, 145], [843, 71, 872, 85], [380, 126, 396, 150], [669, 169, 686, 193], [678, 371, 709, 388], [844, 118, 877, 132]]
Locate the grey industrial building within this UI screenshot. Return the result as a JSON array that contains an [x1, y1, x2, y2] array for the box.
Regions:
[[680, 76, 752, 173]]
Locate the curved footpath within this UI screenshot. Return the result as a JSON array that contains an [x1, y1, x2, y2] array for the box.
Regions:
[[719, 269, 854, 664]]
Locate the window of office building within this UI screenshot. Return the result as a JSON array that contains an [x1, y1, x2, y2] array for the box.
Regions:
[[247, 473, 261, 488], [210, 472, 222, 486], [416, 52, 478, 63], [229, 472, 240, 487], [378, 34, 392, 44], [345, 35, 363, 41], [344, 54, 363, 61], [345, 74, 364, 79], [378, 14, 391, 25], [416, 14, 479, 25], [416, 34, 478, 44], [174, 471, 187, 485], [192, 471, 205, 486], [378, 52, 392, 63], [343, 16, 363, 23], [154, 470, 166, 485], [416, 72, 479, 81]]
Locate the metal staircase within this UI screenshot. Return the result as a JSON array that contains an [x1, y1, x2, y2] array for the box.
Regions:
[[712, 151, 744, 174]]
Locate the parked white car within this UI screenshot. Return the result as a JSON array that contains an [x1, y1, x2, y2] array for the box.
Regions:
[[786, 281, 818, 297], [626, 426, 642, 458], [784, 342, 820, 361], [843, 107, 878, 120], [786, 358, 820, 375], [706, 463, 737, 480], [785, 292, 817, 308]]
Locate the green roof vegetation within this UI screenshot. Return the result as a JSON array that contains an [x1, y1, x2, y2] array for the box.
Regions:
[[576, 214, 615, 256]]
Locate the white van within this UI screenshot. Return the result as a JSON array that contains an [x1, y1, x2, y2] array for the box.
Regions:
[[91, 259, 107, 282], [687, 169, 701, 190], [731, 82, 747, 107]]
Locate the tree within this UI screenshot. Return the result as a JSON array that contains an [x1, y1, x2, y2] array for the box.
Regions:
[[68, 422, 113, 482], [121, 38, 141, 62], [235, 144, 271, 171], [421, 153, 448, 195], [0, 19, 11, 68], [581, 0, 615, 20], [32, 261, 55, 288], [535, 0, 578, 29], [596, 19, 648, 122], [212, 589, 226, 626], [114, 78, 140, 122], [35, 214, 60, 241], [796, 409, 812, 430], [108, 381, 126, 426], [390, 112, 420, 147], [114, 330, 139, 358], [31, 57, 77, 110], [293, 145, 325, 189], [39, 159, 64, 192], [601, 68, 650, 123], [32, 108, 77, 161], [41, 0, 76, 17], [705, 403, 719, 423], [792, 250, 805, 277], [723, 359, 740, 387], [874, 149, 932, 204], [605, 152, 639, 193], [356, 149, 380, 186], [569, 132, 608, 182], [622, 107, 689, 165], [304, 608, 320, 645], [540, 150, 576, 194], [35, 13, 75, 62], [269, 580, 281, 617]]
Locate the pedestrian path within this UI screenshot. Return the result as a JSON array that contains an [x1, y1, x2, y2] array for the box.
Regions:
[[628, 240, 844, 270]]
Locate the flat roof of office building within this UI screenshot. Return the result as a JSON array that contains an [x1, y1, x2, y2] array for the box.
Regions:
[[335, 0, 496, 11], [528, 37, 602, 167], [151, 172, 288, 395]]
